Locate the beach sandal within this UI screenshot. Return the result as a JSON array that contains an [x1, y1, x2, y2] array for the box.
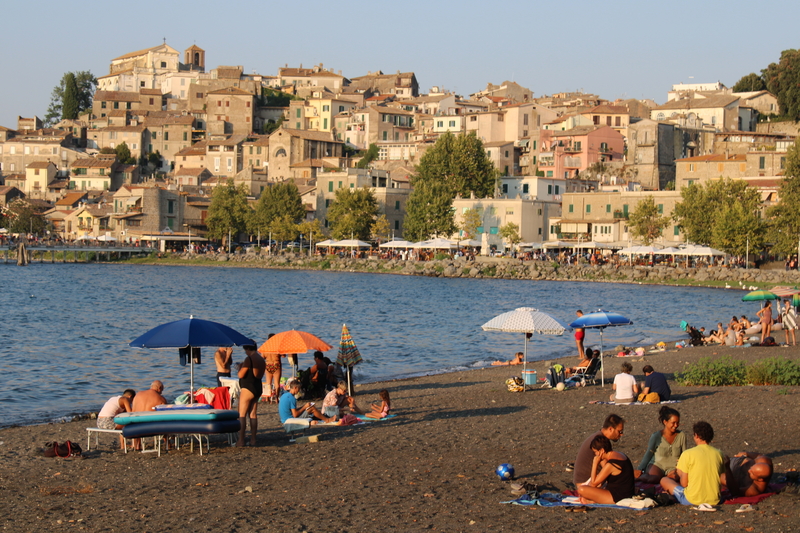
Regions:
[[565, 462, 574, 472], [736, 504, 755, 513], [690, 503, 716, 512]]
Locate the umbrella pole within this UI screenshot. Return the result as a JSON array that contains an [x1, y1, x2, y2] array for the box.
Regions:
[[523, 334, 528, 392], [347, 366, 352, 396], [599, 329, 605, 387], [189, 345, 195, 404]]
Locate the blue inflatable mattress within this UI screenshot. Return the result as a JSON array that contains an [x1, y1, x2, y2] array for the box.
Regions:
[[122, 419, 241, 438], [115, 409, 238, 426]]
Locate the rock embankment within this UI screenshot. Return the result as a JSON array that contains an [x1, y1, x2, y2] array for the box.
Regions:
[[172, 250, 800, 287]]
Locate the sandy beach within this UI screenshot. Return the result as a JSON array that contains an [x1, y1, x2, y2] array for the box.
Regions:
[[1, 343, 798, 532]]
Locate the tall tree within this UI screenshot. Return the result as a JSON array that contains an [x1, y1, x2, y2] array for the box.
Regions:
[[356, 144, 379, 169], [673, 178, 764, 248], [250, 182, 305, 236], [370, 214, 391, 244], [499, 222, 521, 251], [403, 180, 457, 241], [731, 73, 767, 93], [713, 201, 765, 256], [765, 141, 800, 255], [205, 180, 252, 248], [61, 73, 79, 120], [414, 131, 497, 198], [114, 142, 135, 164], [327, 187, 378, 240], [298, 219, 325, 245], [44, 71, 97, 126], [269, 214, 299, 245], [1, 199, 47, 234], [763, 49, 800, 120], [627, 196, 671, 245]]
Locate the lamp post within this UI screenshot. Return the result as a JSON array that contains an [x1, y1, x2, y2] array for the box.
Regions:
[[184, 223, 191, 252]]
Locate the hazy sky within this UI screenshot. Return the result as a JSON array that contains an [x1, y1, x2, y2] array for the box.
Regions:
[[1, 0, 798, 128]]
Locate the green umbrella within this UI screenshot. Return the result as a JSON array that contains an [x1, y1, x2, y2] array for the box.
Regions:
[[741, 290, 779, 302], [793, 293, 800, 307]]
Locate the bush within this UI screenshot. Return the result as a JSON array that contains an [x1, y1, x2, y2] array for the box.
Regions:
[[676, 356, 746, 386], [319, 259, 331, 270], [434, 253, 449, 261], [746, 357, 800, 386], [483, 266, 497, 277]]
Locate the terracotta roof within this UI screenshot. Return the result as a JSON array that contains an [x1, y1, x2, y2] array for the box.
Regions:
[[4, 173, 25, 180], [174, 167, 209, 177], [47, 179, 71, 190], [548, 125, 601, 137], [0, 185, 18, 195], [653, 95, 739, 111], [93, 125, 146, 133], [206, 135, 247, 147], [112, 44, 164, 61], [175, 142, 207, 156], [370, 106, 414, 116], [273, 128, 338, 143], [186, 44, 204, 52], [97, 69, 132, 80], [143, 115, 194, 127], [215, 66, 243, 79], [207, 86, 253, 96], [743, 178, 781, 187], [675, 154, 746, 162], [584, 105, 628, 115], [484, 141, 513, 148], [95, 91, 140, 102], [71, 158, 115, 169], [140, 88, 162, 96], [289, 158, 339, 169], [56, 192, 89, 206], [26, 161, 56, 169], [243, 136, 270, 147]]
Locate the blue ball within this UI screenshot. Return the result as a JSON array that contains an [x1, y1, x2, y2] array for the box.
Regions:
[[496, 463, 515, 480]]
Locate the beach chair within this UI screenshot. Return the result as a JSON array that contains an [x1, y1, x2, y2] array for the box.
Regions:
[[571, 357, 601, 386]]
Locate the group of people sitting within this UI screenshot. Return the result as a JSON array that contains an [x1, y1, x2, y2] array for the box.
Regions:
[[277, 378, 391, 425], [609, 362, 671, 404], [574, 413, 774, 507], [687, 299, 798, 347], [96, 380, 168, 450]]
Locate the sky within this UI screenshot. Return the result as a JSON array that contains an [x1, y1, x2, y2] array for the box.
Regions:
[[1, 0, 799, 129]]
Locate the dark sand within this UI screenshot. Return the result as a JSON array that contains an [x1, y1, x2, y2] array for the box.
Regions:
[[1, 344, 799, 532]]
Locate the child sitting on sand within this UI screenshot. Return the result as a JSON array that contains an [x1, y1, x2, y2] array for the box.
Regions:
[[365, 389, 391, 419]]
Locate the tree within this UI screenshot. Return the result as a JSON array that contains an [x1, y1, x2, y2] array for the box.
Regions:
[[62, 73, 79, 120], [356, 144, 379, 169], [114, 142, 136, 164], [44, 71, 96, 126], [2, 199, 47, 234], [763, 49, 800, 120], [269, 214, 299, 244], [673, 178, 764, 248], [414, 131, 497, 199], [403, 180, 457, 241], [205, 180, 252, 248], [250, 182, 305, 237], [262, 115, 284, 135], [327, 187, 378, 240], [627, 196, 671, 245], [459, 208, 482, 240], [370, 214, 391, 244], [765, 141, 800, 255], [732, 73, 767, 93], [713, 201, 765, 256], [499, 222, 521, 251], [298, 219, 325, 245]]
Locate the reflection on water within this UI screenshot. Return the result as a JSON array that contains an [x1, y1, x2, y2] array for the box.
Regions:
[[0, 264, 746, 427]]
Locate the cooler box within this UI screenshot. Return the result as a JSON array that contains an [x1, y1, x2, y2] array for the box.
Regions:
[[522, 369, 537, 386]]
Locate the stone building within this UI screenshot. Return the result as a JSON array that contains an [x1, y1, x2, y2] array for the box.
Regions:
[[268, 128, 343, 182]]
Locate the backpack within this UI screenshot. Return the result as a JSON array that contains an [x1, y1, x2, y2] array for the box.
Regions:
[[545, 365, 566, 388], [505, 376, 524, 392]]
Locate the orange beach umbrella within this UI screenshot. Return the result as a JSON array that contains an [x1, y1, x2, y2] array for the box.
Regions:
[[258, 330, 332, 355]]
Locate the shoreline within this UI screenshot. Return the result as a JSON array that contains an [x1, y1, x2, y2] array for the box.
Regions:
[[1, 342, 798, 532]]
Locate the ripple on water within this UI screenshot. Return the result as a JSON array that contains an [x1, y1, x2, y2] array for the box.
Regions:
[[0, 264, 744, 427]]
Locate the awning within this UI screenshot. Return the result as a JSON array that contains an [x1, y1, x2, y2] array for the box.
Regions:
[[125, 197, 141, 205]]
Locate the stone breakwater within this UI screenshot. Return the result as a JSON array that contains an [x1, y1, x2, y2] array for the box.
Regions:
[[171, 251, 800, 287]]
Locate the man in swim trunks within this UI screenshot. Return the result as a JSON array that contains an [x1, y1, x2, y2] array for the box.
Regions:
[[721, 452, 773, 497], [237, 344, 265, 447], [131, 381, 167, 451], [214, 347, 233, 387], [575, 310, 585, 359]]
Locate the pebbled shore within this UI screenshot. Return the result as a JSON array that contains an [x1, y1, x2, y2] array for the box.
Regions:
[[1, 343, 798, 532]]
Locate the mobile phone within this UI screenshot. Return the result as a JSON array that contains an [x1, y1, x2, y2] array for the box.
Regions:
[[309, 402, 315, 406]]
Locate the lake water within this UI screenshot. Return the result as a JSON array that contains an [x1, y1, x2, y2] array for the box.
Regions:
[[0, 263, 749, 428]]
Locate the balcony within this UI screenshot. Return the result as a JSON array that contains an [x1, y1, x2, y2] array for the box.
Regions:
[[564, 145, 581, 153], [613, 210, 628, 220]]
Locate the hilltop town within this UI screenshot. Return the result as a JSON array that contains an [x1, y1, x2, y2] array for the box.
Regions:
[[0, 42, 797, 254]]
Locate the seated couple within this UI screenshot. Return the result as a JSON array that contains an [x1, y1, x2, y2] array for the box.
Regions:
[[574, 414, 635, 505], [279, 379, 337, 425]]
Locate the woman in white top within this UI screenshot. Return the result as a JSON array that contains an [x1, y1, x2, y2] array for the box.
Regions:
[[610, 362, 638, 404]]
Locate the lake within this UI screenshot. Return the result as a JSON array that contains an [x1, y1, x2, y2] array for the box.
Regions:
[[0, 263, 748, 427]]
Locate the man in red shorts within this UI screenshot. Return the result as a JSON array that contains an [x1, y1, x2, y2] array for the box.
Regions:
[[575, 310, 585, 359]]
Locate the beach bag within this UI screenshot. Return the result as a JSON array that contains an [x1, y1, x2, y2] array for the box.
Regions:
[[638, 392, 661, 403], [545, 365, 565, 388], [339, 414, 360, 426], [505, 377, 524, 392], [43, 441, 82, 458]]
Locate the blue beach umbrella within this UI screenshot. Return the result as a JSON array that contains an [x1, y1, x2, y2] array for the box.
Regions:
[[569, 310, 633, 387], [130, 315, 254, 400]]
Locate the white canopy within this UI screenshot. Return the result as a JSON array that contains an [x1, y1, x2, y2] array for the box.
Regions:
[[458, 239, 482, 247], [97, 235, 117, 242], [542, 240, 572, 249], [413, 238, 456, 250], [379, 240, 414, 249], [336, 239, 372, 248], [518, 242, 544, 249], [316, 239, 338, 247]]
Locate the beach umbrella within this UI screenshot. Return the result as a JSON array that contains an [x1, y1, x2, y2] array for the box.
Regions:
[[770, 286, 800, 298], [379, 240, 414, 248], [421, 237, 457, 250], [336, 239, 372, 248], [336, 324, 363, 395], [793, 293, 800, 308], [481, 307, 571, 391], [129, 315, 254, 402], [569, 310, 633, 387], [316, 239, 338, 247], [258, 330, 332, 355], [741, 290, 779, 302]]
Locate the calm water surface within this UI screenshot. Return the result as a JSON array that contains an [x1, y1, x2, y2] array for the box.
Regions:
[[0, 263, 748, 427]]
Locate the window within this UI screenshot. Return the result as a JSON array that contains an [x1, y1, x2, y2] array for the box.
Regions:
[[477, 226, 484, 234], [436, 120, 443, 128], [322, 105, 330, 112], [328, 181, 333, 192], [395, 201, 400, 210], [689, 164, 694, 172], [126, 102, 131, 110], [622, 204, 628, 217], [522, 184, 529, 194], [113, 102, 119, 109], [674, 225, 680, 236], [489, 226, 499, 235], [718, 163, 724, 172], [606, 116, 612, 126], [505, 150, 509, 157], [101, 102, 107, 109], [547, 184, 552, 194], [196, 92, 203, 99], [449, 120, 456, 128], [502, 184, 508, 194], [160, 61, 166, 68], [759, 156, 765, 169], [546, 171, 553, 177], [168, 200, 175, 214], [781, 157, 786, 169], [568, 204, 574, 213], [338, 181, 342, 189], [296, 109, 301, 118], [183, 132, 187, 141], [606, 204, 611, 213], [225, 101, 229, 107], [394, 220, 400, 230], [152, 132, 157, 140], [615, 116, 621, 127], [538, 208, 542, 215], [711, 116, 717, 125], [325, 199, 331, 207], [382, 131, 388, 141], [164, 132, 169, 141], [586, 204, 591, 214], [657, 204, 664, 214], [323, 118, 328, 129], [296, 123, 300, 129], [523, 114, 529, 126], [339, 105, 345, 112], [506, 208, 514, 215]]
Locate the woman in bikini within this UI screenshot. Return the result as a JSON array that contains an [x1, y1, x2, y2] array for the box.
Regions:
[[237, 344, 266, 447], [262, 351, 283, 403], [757, 301, 773, 344]]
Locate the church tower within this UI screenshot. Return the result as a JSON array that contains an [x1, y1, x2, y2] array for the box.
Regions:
[[184, 45, 205, 72]]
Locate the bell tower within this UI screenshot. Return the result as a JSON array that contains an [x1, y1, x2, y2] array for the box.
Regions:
[[184, 45, 205, 72]]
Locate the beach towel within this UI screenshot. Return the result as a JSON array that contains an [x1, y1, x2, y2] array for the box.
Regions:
[[354, 414, 397, 422], [722, 484, 785, 505], [589, 400, 681, 406], [502, 492, 654, 510]]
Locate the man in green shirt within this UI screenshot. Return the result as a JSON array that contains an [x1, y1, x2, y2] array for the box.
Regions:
[[660, 421, 724, 506]]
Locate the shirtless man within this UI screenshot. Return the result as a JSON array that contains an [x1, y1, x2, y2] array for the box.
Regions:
[[131, 381, 167, 450], [721, 452, 773, 497], [214, 347, 233, 386]]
